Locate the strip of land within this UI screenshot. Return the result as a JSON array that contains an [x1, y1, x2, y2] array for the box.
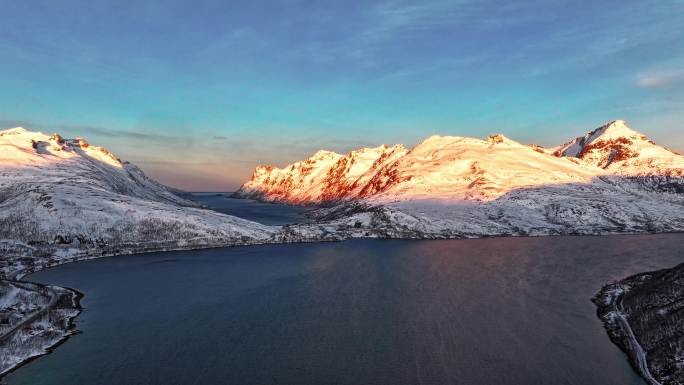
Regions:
[[593, 263, 684, 385]]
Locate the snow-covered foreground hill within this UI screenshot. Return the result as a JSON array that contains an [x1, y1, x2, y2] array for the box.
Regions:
[[0, 127, 290, 377], [237, 120, 684, 238], [0, 127, 282, 279]]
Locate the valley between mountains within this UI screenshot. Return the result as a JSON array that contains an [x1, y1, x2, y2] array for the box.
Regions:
[[0, 119, 682, 382]]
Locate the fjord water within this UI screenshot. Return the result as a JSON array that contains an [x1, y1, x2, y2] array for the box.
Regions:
[[189, 193, 311, 225], [7, 197, 683, 385]]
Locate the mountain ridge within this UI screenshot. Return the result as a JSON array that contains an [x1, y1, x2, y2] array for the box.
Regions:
[[0, 127, 282, 279], [236, 120, 684, 205], [236, 119, 684, 241]]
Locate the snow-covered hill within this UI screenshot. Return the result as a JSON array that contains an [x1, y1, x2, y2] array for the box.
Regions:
[[0, 127, 277, 278], [0, 127, 291, 377], [238, 120, 684, 238]]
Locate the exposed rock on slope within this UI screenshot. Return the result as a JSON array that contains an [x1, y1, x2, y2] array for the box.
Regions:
[[235, 144, 408, 204], [594, 263, 684, 385]]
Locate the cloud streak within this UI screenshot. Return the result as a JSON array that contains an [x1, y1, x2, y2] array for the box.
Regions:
[[636, 69, 684, 89]]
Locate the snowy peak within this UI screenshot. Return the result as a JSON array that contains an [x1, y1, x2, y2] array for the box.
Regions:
[[310, 149, 341, 161], [0, 127, 194, 206], [585, 119, 642, 141], [0, 127, 124, 169], [319, 144, 408, 202], [553, 120, 684, 175], [0, 127, 30, 136], [0, 125, 276, 282], [412, 134, 523, 154], [553, 120, 648, 158], [357, 131, 597, 202]]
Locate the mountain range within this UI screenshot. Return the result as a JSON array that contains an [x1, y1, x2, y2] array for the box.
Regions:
[[236, 120, 684, 238], [236, 120, 683, 203], [1, 119, 681, 272], [1, 120, 682, 272]]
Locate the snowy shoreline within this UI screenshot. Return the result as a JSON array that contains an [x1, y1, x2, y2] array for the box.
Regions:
[[0, 282, 82, 380], [593, 283, 662, 385]]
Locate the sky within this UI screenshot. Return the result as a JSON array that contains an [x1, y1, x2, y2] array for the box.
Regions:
[[1, 0, 683, 191]]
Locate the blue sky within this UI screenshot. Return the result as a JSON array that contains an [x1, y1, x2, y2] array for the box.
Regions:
[[1, 0, 683, 190]]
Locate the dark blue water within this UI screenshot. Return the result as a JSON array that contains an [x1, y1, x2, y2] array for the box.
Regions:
[[6, 199, 683, 385], [189, 193, 310, 225]]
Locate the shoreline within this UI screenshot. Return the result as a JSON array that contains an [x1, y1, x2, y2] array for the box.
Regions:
[[1, 230, 683, 381], [593, 263, 684, 385], [593, 283, 662, 385], [0, 237, 326, 380], [0, 286, 83, 382], [13, 228, 684, 281]]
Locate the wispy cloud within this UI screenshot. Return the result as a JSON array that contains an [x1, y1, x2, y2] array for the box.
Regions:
[[0, 119, 382, 188], [0, 120, 193, 145], [0, 120, 31, 129], [636, 69, 684, 89]]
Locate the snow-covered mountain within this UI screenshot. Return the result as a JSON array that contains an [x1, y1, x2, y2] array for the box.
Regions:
[[238, 120, 684, 238], [237, 120, 684, 204], [552, 120, 684, 177], [236, 144, 408, 204], [0, 127, 277, 278], [235, 134, 605, 203], [0, 127, 293, 378]]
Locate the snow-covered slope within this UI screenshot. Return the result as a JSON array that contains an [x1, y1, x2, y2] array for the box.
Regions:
[[354, 134, 601, 201], [236, 134, 607, 203], [0, 127, 277, 278], [239, 120, 684, 238]]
